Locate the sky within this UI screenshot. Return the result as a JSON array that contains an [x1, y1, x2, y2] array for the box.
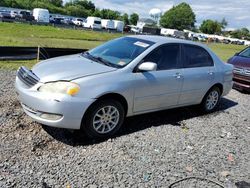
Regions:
[[64, 0, 250, 30]]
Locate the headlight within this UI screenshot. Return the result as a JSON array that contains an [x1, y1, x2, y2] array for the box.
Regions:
[[38, 81, 80, 96]]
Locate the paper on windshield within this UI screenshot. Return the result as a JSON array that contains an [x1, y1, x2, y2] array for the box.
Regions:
[[134, 41, 150, 48]]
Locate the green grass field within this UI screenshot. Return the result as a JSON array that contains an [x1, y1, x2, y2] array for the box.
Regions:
[[0, 22, 246, 69]]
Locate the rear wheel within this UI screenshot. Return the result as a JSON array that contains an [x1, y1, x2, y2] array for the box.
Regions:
[[201, 86, 221, 113], [82, 99, 125, 139]]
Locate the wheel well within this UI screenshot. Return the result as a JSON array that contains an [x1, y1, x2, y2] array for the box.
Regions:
[[96, 93, 128, 115], [212, 83, 223, 94], [81, 93, 128, 127]]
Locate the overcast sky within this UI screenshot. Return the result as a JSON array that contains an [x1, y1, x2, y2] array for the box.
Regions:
[[64, 0, 250, 30]]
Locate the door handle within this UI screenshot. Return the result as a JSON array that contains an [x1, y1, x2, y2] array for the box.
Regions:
[[174, 73, 182, 79], [208, 71, 214, 75]]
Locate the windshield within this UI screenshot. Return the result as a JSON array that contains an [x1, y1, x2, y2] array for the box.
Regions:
[[239, 47, 250, 58], [86, 37, 154, 67], [94, 20, 101, 24]]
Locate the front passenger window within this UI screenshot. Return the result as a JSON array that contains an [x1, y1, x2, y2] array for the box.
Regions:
[[143, 44, 180, 70]]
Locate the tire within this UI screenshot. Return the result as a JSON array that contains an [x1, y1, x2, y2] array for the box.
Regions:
[[200, 86, 221, 113], [82, 99, 125, 139]]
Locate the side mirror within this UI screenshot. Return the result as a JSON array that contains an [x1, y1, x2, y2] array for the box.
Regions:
[[138, 62, 157, 72]]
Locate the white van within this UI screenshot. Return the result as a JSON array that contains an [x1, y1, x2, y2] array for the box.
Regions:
[[33, 8, 49, 23], [114, 20, 124, 32], [101, 19, 115, 30], [83, 17, 101, 29]]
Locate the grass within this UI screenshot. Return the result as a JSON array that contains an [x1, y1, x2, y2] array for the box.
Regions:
[[207, 43, 245, 62], [0, 22, 123, 49], [0, 60, 37, 70], [0, 22, 247, 70]]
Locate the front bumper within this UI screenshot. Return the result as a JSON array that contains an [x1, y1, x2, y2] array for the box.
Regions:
[[233, 74, 250, 92], [15, 77, 95, 129]]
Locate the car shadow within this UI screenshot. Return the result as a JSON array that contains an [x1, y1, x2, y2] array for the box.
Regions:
[[42, 97, 238, 146]]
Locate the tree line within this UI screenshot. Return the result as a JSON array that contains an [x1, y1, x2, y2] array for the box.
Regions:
[[1, 0, 249, 39], [0, 0, 139, 25], [160, 2, 250, 40]]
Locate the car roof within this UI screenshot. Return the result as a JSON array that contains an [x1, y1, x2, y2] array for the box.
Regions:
[[128, 35, 206, 48]]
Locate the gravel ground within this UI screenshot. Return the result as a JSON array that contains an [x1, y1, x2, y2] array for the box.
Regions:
[[0, 70, 250, 188]]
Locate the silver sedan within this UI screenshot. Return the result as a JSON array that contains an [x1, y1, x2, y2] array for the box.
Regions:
[[15, 35, 233, 138]]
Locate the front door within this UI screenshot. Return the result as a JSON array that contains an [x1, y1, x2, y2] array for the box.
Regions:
[[133, 44, 183, 113]]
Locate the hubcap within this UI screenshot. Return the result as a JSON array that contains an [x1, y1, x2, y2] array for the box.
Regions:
[[206, 90, 219, 110], [93, 106, 120, 134]]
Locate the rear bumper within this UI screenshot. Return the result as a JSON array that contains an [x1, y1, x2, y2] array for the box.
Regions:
[[15, 77, 95, 129]]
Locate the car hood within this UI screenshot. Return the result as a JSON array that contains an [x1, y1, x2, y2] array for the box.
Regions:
[[228, 55, 250, 68], [32, 54, 117, 82]]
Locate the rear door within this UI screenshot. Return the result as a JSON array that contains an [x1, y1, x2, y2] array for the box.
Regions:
[[179, 44, 215, 105], [133, 44, 184, 112]]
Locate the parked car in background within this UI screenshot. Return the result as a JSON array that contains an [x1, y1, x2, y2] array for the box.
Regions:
[[15, 36, 233, 139], [61, 18, 73, 25], [228, 47, 250, 92], [72, 18, 84, 26], [33, 8, 49, 23], [10, 10, 18, 19], [83, 17, 102, 29], [0, 10, 12, 19], [17, 10, 34, 21], [50, 17, 64, 24]]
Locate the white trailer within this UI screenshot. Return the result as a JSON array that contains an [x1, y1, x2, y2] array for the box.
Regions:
[[33, 8, 49, 23], [114, 20, 124, 32], [244, 40, 250, 46], [161, 28, 184, 38], [83, 17, 102, 29], [101, 19, 115, 30]]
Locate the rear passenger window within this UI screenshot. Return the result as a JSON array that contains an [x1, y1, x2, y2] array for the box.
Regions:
[[143, 44, 181, 70], [183, 45, 213, 68]]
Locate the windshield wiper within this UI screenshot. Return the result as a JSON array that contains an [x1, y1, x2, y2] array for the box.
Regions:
[[82, 51, 96, 61], [94, 56, 117, 67], [82, 52, 121, 68]]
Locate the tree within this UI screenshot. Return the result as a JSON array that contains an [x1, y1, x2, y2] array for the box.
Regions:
[[122, 13, 129, 26], [231, 28, 250, 39], [65, 5, 90, 17], [99, 9, 120, 19], [92, 8, 102, 17], [160, 2, 196, 30], [65, 0, 95, 13], [200, 19, 222, 34], [129, 13, 139, 25], [220, 18, 228, 30], [49, 0, 63, 7]]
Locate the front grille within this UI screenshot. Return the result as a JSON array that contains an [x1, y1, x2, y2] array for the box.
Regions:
[[17, 66, 40, 87], [233, 67, 250, 76]]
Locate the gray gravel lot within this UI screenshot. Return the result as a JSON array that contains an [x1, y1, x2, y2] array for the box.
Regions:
[[0, 70, 250, 188]]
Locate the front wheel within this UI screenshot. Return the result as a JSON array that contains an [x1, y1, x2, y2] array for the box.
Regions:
[[201, 86, 221, 113], [82, 99, 125, 139]]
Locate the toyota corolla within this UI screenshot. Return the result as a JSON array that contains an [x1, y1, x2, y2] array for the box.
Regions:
[[15, 36, 233, 138]]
